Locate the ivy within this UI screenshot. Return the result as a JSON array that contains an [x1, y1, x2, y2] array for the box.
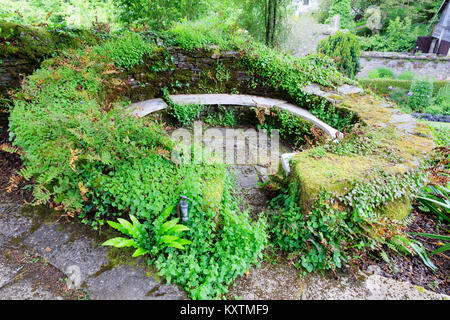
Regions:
[[340, 169, 427, 218], [162, 88, 204, 126]]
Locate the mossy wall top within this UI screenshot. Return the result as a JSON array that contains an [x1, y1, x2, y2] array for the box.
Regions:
[[121, 46, 294, 103], [0, 22, 99, 96]]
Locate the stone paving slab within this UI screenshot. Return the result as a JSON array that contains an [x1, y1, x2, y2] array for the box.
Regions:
[[0, 261, 16, 288], [301, 271, 449, 300], [85, 265, 187, 300], [228, 260, 449, 300], [0, 204, 33, 243], [23, 223, 108, 284], [0, 279, 62, 300], [15, 220, 186, 300], [23, 223, 72, 253]]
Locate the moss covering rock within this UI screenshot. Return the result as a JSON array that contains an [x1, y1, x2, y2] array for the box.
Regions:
[[0, 21, 99, 61]]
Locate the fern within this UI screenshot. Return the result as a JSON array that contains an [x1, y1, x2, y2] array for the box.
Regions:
[[0, 144, 24, 156], [379, 249, 391, 265]]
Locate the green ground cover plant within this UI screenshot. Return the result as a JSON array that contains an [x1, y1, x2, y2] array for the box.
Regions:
[[92, 32, 154, 69], [8, 28, 268, 300], [204, 106, 236, 127], [7, 16, 438, 298]]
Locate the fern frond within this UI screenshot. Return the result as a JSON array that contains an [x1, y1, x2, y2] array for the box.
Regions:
[[0, 143, 25, 156]]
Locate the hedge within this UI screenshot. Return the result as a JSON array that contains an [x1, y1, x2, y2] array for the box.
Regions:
[[359, 78, 449, 95]]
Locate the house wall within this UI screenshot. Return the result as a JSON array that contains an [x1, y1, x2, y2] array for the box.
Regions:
[[293, 0, 321, 15]]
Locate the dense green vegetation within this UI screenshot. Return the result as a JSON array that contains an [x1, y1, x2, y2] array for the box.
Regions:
[[317, 31, 361, 79], [8, 32, 271, 299], [0, 0, 117, 29], [6, 17, 350, 298], [2, 0, 448, 299], [317, 0, 443, 52], [360, 68, 449, 115]]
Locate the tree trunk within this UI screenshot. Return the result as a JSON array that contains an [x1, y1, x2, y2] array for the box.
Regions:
[[266, 0, 272, 46], [271, 0, 277, 47]]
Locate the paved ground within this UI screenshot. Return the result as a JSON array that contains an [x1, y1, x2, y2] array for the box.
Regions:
[[0, 193, 187, 300]]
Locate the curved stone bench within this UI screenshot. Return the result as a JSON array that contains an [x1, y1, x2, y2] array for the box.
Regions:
[[128, 86, 435, 222], [129, 94, 343, 140]]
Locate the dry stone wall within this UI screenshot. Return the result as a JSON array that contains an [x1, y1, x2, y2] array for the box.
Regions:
[[358, 51, 450, 80], [123, 47, 283, 103], [0, 56, 38, 97]]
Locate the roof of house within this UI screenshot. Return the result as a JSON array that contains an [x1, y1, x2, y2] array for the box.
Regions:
[[438, 0, 449, 15], [433, 0, 450, 42]]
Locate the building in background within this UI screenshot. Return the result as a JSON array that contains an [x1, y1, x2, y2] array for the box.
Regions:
[[292, 0, 321, 15], [415, 0, 450, 56]]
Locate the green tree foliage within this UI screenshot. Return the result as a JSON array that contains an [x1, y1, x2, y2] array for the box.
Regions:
[[318, 1, 442, 52], [317, 31, 361, 79], [326, 0, 355, 31], [0, 0, 117, 28], [224, 0, 291, 47], [358, 17, 421, 52], [113, 0, 212, 30]]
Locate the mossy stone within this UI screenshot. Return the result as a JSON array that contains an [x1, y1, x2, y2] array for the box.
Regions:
[[376, 196, 411, 221], [291, 151, 406, 211]]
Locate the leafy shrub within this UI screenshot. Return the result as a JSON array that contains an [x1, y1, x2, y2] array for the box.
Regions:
[[368, 69, 380, 79], [93, 32, 153, 69], [310, 100, 355, 132], [258, 108, 315, 149], [269, 186, 379, 272], [416, 185, 450, 224], [397, 71, 415, 81], [383, 17, 417, 52], [408, 79, 434, 112], [389, 88, 409, 107], [113, 0, 209, 31], [325, 0, 354, 31], [0, 21, 99, 60], [317, 31, 361, 79], [168, 16, 237, 50], [154, 173, 268, 299], [423, 104, 445, 115], [269, 169, 431, 273], [242, 41, 345, 93], [428, 84, 450, 116], [377, 67, 395, 79], [10, 48, 174, 216], [171, 103, 204, 126], [163, 89, 204, 126], [359, 79, 448, 96], [10, 37, 269, 300], [429, 125, 450, 147], [358, 17, 421, 52], [367, 67, 395, 79], [204, 106, 236, 127]]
